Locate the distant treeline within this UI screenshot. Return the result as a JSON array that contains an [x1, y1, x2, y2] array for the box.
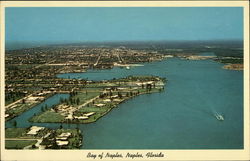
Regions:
[[6, 40, 243, 51]]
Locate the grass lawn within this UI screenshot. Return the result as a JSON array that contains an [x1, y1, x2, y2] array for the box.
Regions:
[[5, 140, 37, 149], [218, 58, 243, 64], [71, 91, 100, 106], [75, 105, 113, 123], [5, 95, 25, 106], [85, 83, 117, 88], [77, 106, 109, 114], [27, 77, 164, 124], [5, 128, 27, 138], [80, 108, 113, 123], [7, 103, 32, 114], [29, 111, 65, 123], [6, 102, 39, 121]]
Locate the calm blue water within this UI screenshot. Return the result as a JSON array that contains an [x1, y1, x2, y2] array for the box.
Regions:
[[7, 58, 243, 149]]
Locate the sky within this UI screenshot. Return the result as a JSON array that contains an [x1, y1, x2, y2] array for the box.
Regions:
[[6, 7, 243, 43]]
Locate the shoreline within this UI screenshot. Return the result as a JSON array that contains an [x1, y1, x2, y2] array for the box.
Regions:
[[222, 63, 243, 71], [29, 87, 165, 124], [5, 93, 55, 122], [28, 75, 166, 124]]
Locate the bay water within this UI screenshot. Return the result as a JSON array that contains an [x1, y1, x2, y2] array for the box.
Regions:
[[7, 57, 243, 149]]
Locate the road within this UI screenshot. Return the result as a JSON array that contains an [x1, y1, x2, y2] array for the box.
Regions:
[[5, 94, 33, 109], [93, 55, 101, 67], [35, 60, 55, 69], [117, 53, 124, 63]]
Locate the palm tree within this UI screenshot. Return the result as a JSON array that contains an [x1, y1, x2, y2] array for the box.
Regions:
[[13, 120, 17, 127]]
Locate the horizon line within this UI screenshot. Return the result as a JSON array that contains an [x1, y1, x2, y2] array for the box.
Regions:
[[6, 39, 243, 44]]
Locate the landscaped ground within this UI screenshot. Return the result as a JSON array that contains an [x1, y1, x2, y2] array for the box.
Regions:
[[5, 127, 82, 149], [5, 93, 53, 121], [5, 128, 28, 138], [29, 75, 166, 124], [29, 111, 65, 123], [5, 140, 37, 149]]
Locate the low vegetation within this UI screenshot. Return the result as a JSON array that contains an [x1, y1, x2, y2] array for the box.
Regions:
[[29, 75, 165, 124]]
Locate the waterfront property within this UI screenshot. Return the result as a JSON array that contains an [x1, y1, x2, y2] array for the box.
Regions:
[[29, 76, 165, 124], [5, 44, 243, 149], [5, 127, 82, 149]]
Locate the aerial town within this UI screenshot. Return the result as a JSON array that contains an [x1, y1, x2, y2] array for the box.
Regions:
[[5, 46, 167, 149], [5, 43, 243, 149]]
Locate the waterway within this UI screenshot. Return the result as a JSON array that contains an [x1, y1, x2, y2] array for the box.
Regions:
[[6, 57, 243, 149]]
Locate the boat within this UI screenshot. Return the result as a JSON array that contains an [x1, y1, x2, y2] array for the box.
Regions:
[[214, 113, 224, 121], [126, 66, 130, 70]]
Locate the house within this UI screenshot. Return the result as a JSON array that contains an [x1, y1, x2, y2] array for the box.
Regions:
[[94, 103, 105, 107], [56, 132, 72, 144], [56, 140, 69, 146], [84, 112, 95, 117], [103, 99, 111, 103], [27, 126, 45, 135], [74, 115, 89, 120]]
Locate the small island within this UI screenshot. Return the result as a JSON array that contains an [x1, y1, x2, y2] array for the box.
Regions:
[[222, 64, 243, 70]]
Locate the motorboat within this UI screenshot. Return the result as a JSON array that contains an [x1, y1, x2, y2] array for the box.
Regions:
[[215, 113, 224, 121]]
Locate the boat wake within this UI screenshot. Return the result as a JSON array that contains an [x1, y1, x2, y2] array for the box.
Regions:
[[214, 112, 224, 121]]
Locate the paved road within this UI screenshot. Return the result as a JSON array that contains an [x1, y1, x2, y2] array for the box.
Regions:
[[5, 94, 33, 109], [77, 95, 100, 110], [94, 55, 101, 67]]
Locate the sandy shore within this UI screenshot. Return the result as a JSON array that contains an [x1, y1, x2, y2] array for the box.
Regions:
[[223, 64, 243, 70]]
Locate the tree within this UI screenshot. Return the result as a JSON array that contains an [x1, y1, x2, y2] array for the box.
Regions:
[[146, 84, 152, 91], [41, 106, 44, 112], [118, 92, 123, 99], [60, 97, 64, 103], [69, 97, 73, 104], [13, 120, 17, 127], [76, 98, 80, 105]]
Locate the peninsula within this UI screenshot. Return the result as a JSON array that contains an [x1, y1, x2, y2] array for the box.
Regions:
[[5, 41, 243, 149], [29, 75, 166, 124]]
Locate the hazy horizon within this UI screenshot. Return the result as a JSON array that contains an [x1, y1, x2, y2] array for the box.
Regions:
[[6, 39, 243, 50], [6, 7, 243, 45]]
